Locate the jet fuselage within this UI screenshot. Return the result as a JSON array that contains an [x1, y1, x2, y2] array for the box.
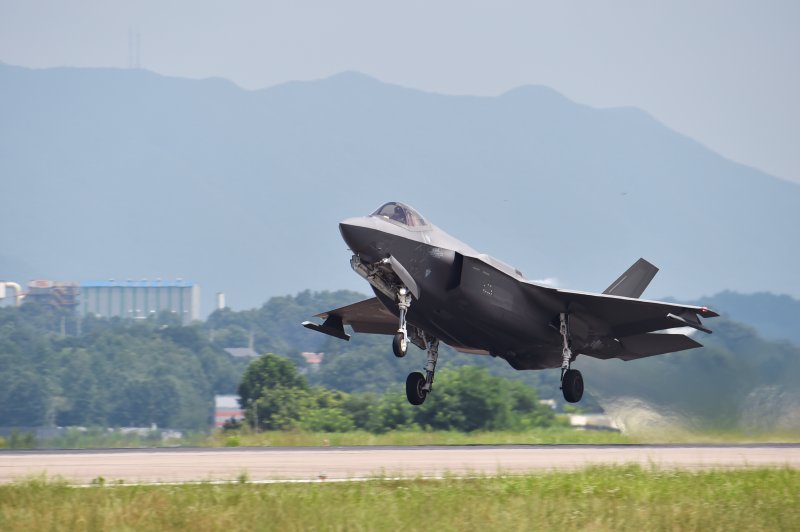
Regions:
[[306, 201, 716, 404], [339, 214, 565, 369]]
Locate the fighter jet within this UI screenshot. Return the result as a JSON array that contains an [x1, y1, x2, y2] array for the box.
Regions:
[[303, 202, 718, 405]]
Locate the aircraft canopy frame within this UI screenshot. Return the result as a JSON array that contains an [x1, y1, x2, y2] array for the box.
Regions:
[[371, 202, 428, 228]]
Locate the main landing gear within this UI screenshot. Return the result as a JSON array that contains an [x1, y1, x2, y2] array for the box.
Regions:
[[406, 335, 439, 405], [390, 286, 439, 405], [559, 313, 584, 403]]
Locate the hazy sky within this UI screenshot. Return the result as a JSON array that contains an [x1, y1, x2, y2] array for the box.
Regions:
[[2, 0, 798, 183]]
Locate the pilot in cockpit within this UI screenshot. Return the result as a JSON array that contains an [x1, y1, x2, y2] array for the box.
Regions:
[[391, 204, 408, 225]]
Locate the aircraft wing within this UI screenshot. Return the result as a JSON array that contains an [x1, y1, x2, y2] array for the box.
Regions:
[[302, 297, 397, 340], [304, 297, 491, 355], [523, 283, 719, 338], [587, 332, 703, 361]]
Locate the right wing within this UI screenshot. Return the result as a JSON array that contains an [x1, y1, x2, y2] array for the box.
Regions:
[[522, 283, 717, 361], [302, 297, 398, 340], [594, 332, 703, 361], [524, 282, 718, 337]]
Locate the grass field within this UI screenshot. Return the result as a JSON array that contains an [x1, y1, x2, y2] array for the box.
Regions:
[[209, 427, 633, 447], [8, 426, 799, 450], [1, 466, 797, 531], [209, 427, 800, 448]]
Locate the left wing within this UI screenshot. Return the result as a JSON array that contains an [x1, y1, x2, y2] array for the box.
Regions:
[[302, 297, 397, 340]]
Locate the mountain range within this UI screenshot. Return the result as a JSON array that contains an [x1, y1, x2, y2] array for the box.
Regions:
[[1, 63, 798, 312]]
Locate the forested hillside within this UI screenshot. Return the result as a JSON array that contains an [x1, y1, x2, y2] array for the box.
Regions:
[[0, 304, 246, 430], [206, 290, 566, 403], [217, 290, 800, 433], [2, 290, 798, 433], [582, 318, 800, 433], [691, 291, 800, 346]]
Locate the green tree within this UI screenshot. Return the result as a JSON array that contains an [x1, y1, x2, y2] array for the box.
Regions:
[[300, 389, 356, 432], [238, 354, 311, 430], [411, 367, 556, 432], [0, 370, 51, 426], [367, 389, 418, 432]]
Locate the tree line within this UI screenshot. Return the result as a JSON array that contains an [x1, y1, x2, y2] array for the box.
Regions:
[[0, 303, 245, 430], [0, 296, 561, 432], [4, 289, 796, 434], [236, 354, 559, 433]]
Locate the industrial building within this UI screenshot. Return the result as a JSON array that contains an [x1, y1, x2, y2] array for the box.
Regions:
[[25, 280, 80, 308], [1, 280, 80, 308], [0, 278, 201, 324], [0, 281, 24, 306], [214, 395, 245, 428], [80, 279, 200, 324]]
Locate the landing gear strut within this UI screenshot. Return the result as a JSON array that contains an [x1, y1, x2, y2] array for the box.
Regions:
[[406, 334, 439, 405], [559, 313, 584, 403], [392, 287, 412, 358]]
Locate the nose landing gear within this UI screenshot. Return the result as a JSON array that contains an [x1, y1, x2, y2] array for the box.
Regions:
[[392, 287, 412, 358]]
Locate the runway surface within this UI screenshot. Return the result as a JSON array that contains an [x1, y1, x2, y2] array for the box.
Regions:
[[2, 445, 799, 485]]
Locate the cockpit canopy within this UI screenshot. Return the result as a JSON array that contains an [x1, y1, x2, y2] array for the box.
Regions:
[[371, 202, 428, 227]]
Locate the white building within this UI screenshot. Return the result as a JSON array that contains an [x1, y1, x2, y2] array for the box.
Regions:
[[80, 279, 200, 324]]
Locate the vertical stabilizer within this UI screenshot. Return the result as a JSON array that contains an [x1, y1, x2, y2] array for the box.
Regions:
[[603, 258, 658, 298]]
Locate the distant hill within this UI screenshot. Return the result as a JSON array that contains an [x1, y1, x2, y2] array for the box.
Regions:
[[691, 291, 800, 346], [1, 63, 799, 312], [582, 316, 800, 434]]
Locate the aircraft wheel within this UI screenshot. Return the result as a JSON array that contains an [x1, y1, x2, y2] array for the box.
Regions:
[[392, 332, 408, 358], [562, 369, 584, 403], [406, 372, 427, 405]]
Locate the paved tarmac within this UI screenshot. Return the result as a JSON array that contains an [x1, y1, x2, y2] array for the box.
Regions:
[[1, 445, 798, 485]]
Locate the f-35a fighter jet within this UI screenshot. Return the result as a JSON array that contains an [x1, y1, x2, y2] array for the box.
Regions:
[[303, 202, 718, 405]]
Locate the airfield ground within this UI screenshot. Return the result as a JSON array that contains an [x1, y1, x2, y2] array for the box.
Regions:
[[1, 466, 797, 531], [1, 444, 799, 484]]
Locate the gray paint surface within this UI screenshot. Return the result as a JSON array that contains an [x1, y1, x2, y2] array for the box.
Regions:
[[314, 203, 716, 372]]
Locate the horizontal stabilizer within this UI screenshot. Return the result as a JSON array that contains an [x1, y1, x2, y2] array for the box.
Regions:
[[618, 333, 702, 361], [666, 312, 712, 334], [603, 258, 658, 298], [302, 315, 351, 341]]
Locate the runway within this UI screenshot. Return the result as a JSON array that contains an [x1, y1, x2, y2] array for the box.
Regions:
[[1, 445, 799, 485]]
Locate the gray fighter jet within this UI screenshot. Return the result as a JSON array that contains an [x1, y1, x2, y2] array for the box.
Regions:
[[304, 202, 718, 405]]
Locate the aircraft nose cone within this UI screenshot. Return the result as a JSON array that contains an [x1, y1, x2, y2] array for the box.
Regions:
[[339, 217, 374, 253]]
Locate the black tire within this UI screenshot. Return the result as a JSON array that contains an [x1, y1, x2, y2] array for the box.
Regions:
[[392, 332, 407, 358], [562, 369, 584, 403], [406, 372, 427, 405]]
